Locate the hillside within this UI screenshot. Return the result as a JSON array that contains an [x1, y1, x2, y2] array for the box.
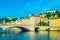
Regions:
[[0, 10, 60, 24], [39, 10, 60, 19]]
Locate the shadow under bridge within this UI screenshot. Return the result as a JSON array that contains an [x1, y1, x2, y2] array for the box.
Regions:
[[11, 26, 31, 32]]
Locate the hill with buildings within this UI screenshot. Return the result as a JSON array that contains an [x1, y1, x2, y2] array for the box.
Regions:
[[30, 10, 60, 19], [0, 10, 60, 26], [39, 10, 60, 19]]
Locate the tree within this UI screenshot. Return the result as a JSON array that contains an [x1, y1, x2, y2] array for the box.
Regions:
[[31, 14, 35, 16], [45, 12, 52, 19], [5, 18, 17, 23], [56, 10, 60, 18], [0, 18, 3, 24], [39, 21, 49, 26], [52, 12, 56, 16], [38, 13, 42, 15]]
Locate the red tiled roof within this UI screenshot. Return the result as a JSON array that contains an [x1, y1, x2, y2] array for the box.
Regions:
[[50, 18, 60, 20]]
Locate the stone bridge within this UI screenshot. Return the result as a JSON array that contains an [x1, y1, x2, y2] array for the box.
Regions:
[[0, 25, 37, 31]]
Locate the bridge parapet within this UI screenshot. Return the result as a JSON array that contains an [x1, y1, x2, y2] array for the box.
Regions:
[[0, 25, 37, 31], [16, 25, 35, 31]]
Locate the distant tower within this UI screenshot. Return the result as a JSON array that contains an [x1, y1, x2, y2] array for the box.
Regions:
[[3, 19, 5, 24]]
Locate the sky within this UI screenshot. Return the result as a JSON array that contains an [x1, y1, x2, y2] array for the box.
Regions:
[[0, 0, 60, 18]]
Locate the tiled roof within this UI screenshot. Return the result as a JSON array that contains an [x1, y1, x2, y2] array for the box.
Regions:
[[50, 18, 60, 20]]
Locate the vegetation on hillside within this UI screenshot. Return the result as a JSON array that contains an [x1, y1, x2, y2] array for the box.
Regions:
[[0, 18, 17, 24], [45, 10, 60, 18], [0, 18, 4, 24], [39, 21, 49, 26], [0, 10, 60, 25], [5, 18, 17, 23]]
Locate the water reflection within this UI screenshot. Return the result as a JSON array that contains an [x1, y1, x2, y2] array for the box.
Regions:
[[0, 31, 59, 40], [50, 31, 60, 40], [35, 31, 50, 40]]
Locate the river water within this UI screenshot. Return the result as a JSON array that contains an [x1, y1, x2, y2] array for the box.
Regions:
[[0, 31, 60, 40]]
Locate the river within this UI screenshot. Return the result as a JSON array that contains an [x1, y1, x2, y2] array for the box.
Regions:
[[0, 31, 60, 40]]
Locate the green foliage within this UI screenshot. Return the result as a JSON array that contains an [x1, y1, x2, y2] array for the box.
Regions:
[[0, 18, 4, 24], [45, 28, 50, 31], [45, 10, 60, 18], [0, 18, 17, 23], [45, 12, 52, 19], [5, 18, 17, 23], [55, 10, 60, 18], [39, 21, 49, 26], [52, 12, 56, 16], [38, 13, 42, 15], [31, 14, 35, 16]]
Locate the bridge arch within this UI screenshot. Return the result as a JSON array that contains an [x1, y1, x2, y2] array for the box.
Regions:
[[10, 26, 30, 32]]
